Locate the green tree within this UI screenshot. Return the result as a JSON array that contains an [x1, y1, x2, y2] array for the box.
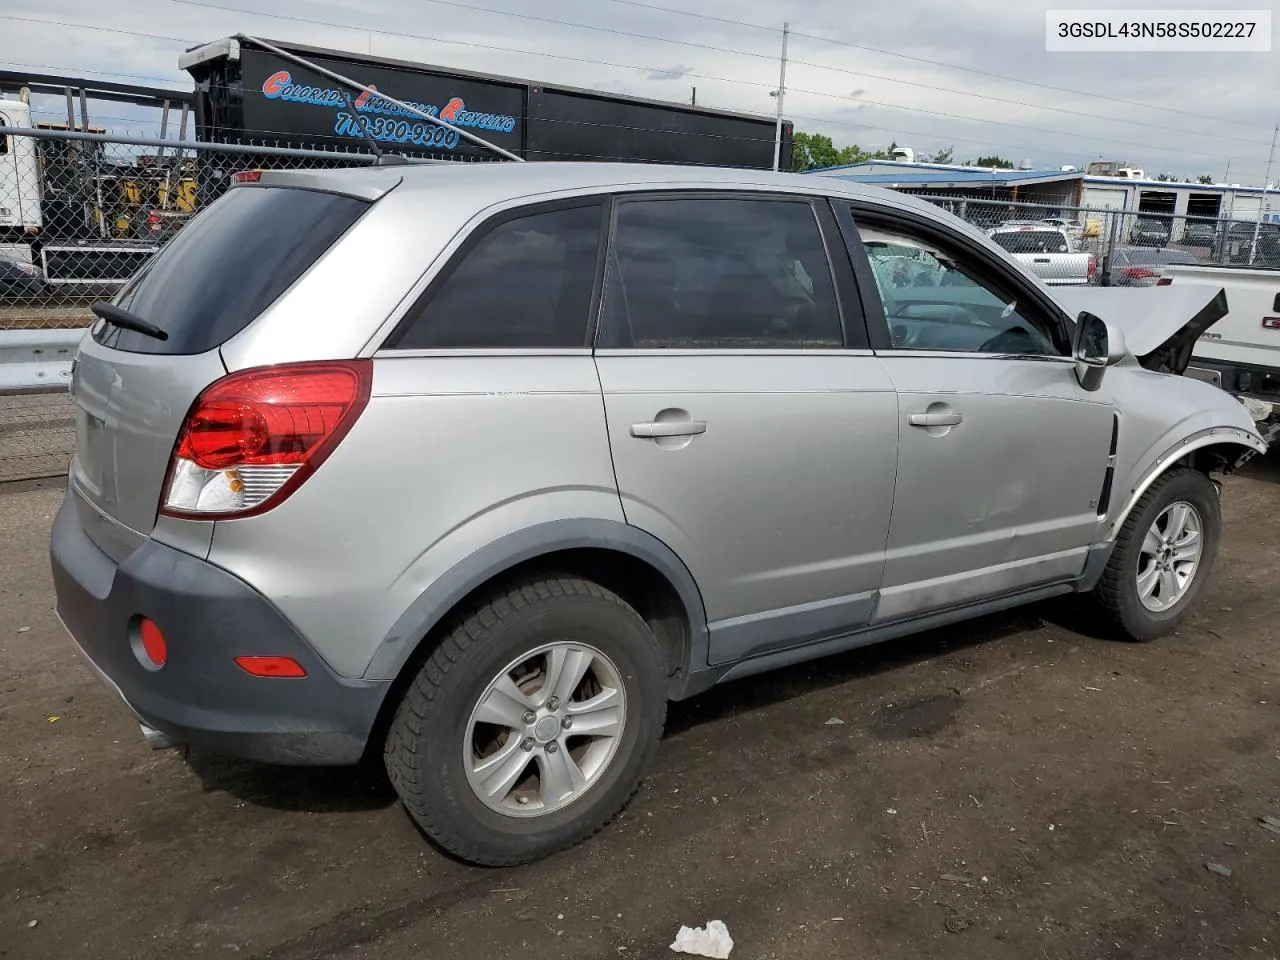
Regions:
[[1197, 174, 1214, 184], [975, 155, 1015, 169], [836, 144, 873, 165], [1155, 173, 1177, 182], [928, 145, 954, 164], [791, 132, 841, 171]]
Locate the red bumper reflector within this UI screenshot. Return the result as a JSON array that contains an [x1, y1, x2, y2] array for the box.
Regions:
[[139, 618, 167, 667], [234, 656, 307, 678]]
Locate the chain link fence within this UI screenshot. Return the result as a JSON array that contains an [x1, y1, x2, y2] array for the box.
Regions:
[[1, 128, 460, 481], [1, 128, 468, 331], [901, 192, 1280, 287]]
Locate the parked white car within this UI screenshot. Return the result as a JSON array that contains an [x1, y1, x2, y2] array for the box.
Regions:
[[987, 226, 1096, 286]]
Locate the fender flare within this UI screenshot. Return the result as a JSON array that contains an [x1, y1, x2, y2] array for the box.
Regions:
[[1107, 425, 1265, 541], [361, 518, 709, 682]]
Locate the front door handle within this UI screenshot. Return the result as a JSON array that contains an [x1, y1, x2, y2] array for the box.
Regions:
[[909, 411, 963, 427], [630, 420, 707, 439]]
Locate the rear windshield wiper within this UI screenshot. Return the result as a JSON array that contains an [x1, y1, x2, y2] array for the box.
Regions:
[[91, 302, 169, 342]]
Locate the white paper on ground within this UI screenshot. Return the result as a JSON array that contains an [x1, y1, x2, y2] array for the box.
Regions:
[[670, 919, 734, 958]]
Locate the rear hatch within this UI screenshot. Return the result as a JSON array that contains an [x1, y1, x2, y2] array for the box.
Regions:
[[70, 183, 373, 547]]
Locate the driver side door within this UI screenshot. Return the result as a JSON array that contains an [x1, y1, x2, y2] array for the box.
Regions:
[[837, 205, 1116, 622]]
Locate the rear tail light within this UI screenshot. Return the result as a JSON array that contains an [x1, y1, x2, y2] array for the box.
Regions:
[[161, 360, 372, 519], [1087, 255, 1097, 281], [1156, 277, 1173, 286], [235, 656, 307, 678], [231, 170, 263, 184], [1121, 267, 1158, 283]]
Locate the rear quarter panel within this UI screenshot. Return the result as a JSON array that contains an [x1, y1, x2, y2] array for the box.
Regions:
[[204, 355, 623, 679]]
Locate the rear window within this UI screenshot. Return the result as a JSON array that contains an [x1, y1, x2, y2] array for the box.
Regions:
[[94, 186, 368, 355], [1124, 248, 1196, 265], [991, 230, 1070, 254]]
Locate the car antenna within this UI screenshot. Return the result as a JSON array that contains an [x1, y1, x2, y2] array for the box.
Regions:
[[337, 90, 408, 166], [235, 34, 524, 163]]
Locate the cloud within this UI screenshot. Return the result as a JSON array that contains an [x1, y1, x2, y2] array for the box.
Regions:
[[0, 0, 1273, 181]]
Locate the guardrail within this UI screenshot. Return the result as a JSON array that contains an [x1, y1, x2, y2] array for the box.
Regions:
[[0, 327, 85, 395]]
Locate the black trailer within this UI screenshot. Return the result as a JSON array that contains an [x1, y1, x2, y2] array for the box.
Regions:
[[178, 37, 792, 170]]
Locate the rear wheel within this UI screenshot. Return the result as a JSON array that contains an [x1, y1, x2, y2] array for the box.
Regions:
[[1092, 468, 1221, 641], [384, 576, 667, 866]]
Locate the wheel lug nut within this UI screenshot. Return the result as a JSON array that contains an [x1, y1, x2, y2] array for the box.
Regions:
[[520, 737, 535, 751], [545, 741, 559, 754], [562, 717, 573, 730], [522, 710, 536, 724], [547, 697, 560, 711]]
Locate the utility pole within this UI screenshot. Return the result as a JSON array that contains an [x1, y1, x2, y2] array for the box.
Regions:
[[691, 86, 696, 106], [1249, 124, 1277, 266], [771, 22, 789, 172]]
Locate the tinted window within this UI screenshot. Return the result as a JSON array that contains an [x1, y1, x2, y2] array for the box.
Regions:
[[991, 230, 1070, 254], [392, 204, 602, 349], [97, 186, 368, 355], [858, 223, 1063, 357], [599, 198, 843, 349]]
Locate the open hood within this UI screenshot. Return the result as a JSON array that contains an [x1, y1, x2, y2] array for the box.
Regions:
[[1053, 284, 1228, 375]]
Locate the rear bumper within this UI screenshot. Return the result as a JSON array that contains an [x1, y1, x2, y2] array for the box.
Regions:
[[48, 491, 391, 765]]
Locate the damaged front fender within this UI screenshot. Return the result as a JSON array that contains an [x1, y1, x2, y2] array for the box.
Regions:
[[1053, 284, 1228, 376]]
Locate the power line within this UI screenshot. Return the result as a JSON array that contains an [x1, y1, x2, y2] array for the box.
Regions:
[[592, 0, 1272, 132], [3, 15, 193, 47], [0, 60, 188, 89]]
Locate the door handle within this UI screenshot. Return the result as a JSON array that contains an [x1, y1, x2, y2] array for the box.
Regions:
[[630, 420, 707, 439], [909, 412, 963, 427]]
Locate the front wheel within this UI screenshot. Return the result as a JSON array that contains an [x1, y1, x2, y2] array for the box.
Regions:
[[1092, 467, 1221, 642], [383, 577, 667, 866]]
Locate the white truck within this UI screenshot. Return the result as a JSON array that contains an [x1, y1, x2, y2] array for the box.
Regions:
[[986, 225, 1097, 286], [0, 95, 158, 288], [1157, 262, 1280, 438]]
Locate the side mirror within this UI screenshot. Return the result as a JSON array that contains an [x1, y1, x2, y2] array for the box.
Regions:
[[1073, 311, 1127, 390]]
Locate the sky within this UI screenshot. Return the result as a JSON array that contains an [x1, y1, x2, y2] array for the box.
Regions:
[[1, 0, 1277, 182]]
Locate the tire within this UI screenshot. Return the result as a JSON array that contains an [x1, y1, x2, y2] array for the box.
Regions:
[[383, 576, 667, 866], [1092, 467, 1221, 642]]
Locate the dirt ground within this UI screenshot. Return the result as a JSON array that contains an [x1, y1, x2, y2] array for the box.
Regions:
[[2, 459, 1279, 960]]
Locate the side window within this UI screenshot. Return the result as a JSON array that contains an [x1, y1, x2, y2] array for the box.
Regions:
[[391, 203, 602, 349], [856, 223, 1063, 357], [598, 197, 843, 349]]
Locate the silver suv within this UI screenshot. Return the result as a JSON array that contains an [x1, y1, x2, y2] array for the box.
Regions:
[[51, 163, 1266, 865]]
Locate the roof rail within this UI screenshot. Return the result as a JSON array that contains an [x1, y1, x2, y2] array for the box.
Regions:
[[235, 34, 524, 163]]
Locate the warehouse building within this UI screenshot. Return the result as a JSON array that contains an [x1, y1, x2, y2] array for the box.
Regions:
[[813, 160, 1277, 224]]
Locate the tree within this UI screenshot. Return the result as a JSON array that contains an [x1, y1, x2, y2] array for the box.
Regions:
[[791, 132, 876, 170], [1155, 173, 1178, 182], [791, 132, 841, 171], [975, 155, 1015, 169], [928, 145, 954, 164], [1197, 174, 1215, 184], [836, 144, 873, 165]]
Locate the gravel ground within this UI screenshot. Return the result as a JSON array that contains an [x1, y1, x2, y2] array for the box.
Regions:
[[1, 459, 1278, 960], [0, 394, 75, 483]]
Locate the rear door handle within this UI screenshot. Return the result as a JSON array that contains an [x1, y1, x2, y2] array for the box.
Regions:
[[909, 412, 963, 427], [630, 420, 707, 438]]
